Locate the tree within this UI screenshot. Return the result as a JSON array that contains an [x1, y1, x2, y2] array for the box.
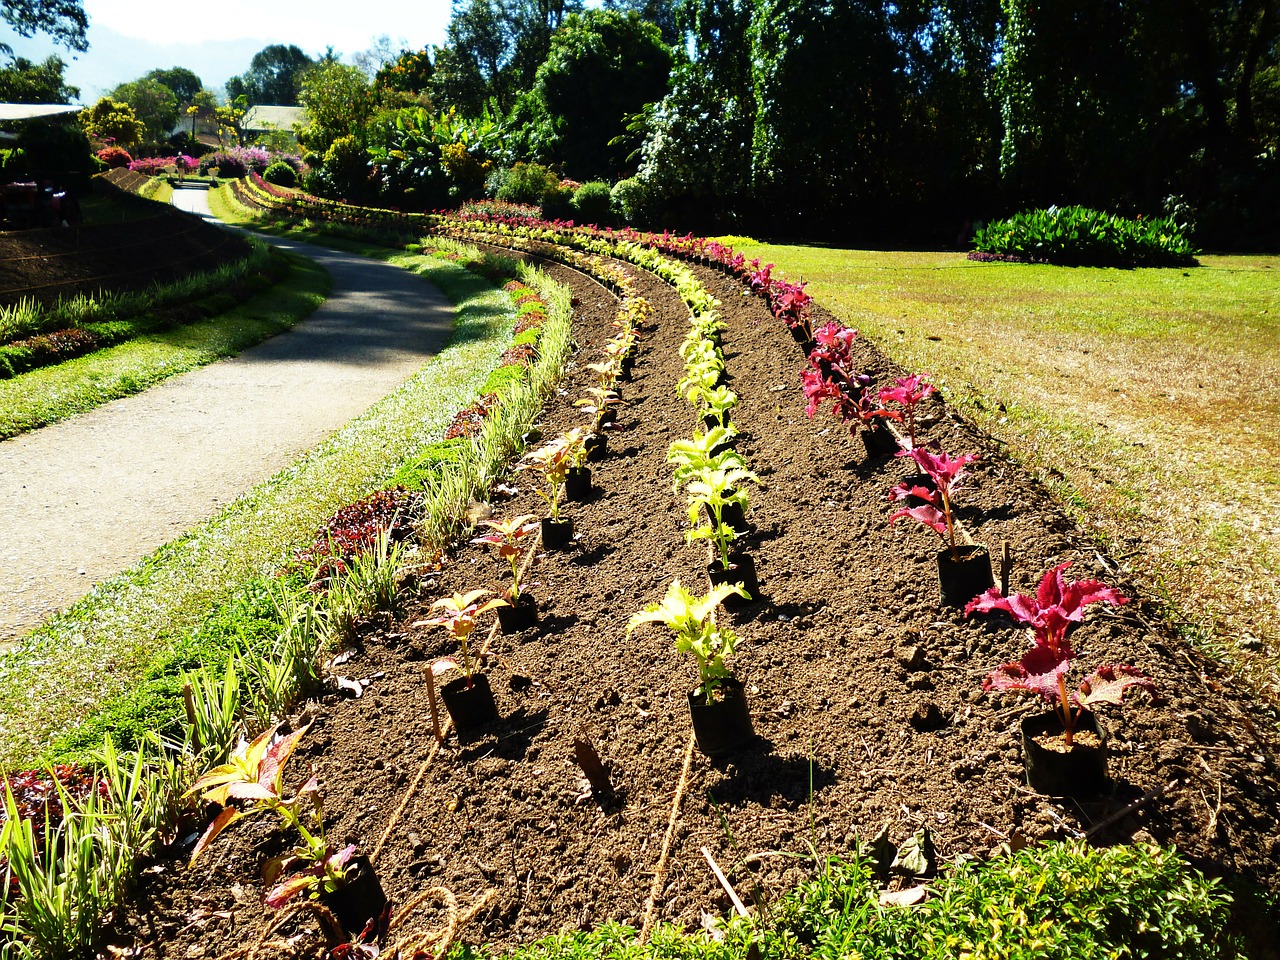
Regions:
[[603, 0, 683, 44], [354, 34, 408, 78], [517, 9, 673, 179], [0, 54, 78, 102], [0, 0, 87, 55], [109, 77, 179, 144], [226, 44, 315, 105], [145, 67, 203, 105], [375, 47, 434, 95], [79, 98, 144, 148], [297, 61, 374, 155]]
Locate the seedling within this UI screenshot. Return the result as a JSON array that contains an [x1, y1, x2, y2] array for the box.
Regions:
[[519, 428, 586, 522], [420, 589, 506, 688], [685, 465, 758, 571], [878, 375, 935, 451], [969, 564, 1149, 747], [471, 515, 539, 602], [575, 386, 624, 431], [627, 579, 748, 703], [699, 384, 738, 429], [888, 446, 979, 559], [667, 426, 745, 492], [185, 722, 357, 908]]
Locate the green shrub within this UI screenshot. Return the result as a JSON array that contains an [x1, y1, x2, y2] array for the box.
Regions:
[[262, 160, 297, 188], [571, 181, 613, 225], [611, 177, 653, 225], [492, 162, 561, 206], [971, 205, 1198, 267]]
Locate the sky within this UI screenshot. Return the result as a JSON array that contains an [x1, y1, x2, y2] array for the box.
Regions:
[[2, 0, 456, 102]]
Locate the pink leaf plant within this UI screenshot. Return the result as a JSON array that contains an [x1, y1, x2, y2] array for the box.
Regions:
[[878, 375, 935, 451], [967, 564, 1152, 747], [801, 321, 893, 428], [888, 446, 979, 558]]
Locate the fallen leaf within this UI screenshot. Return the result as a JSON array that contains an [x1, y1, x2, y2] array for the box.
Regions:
[[880, 884, 928, 907]]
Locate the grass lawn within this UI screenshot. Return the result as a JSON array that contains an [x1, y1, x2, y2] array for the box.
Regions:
[[730, 243, 1280, 691]]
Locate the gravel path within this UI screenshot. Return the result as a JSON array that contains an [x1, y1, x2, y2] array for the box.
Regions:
[[0, 188, 451, 642]]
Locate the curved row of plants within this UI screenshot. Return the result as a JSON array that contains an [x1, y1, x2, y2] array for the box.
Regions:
[[0, 239, 582, 954]]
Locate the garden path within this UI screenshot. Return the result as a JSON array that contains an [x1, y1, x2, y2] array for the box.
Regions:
[[0, 187, 451, 642]]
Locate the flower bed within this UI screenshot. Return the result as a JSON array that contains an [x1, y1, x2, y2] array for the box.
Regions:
[[79, 213, 1280, 958]]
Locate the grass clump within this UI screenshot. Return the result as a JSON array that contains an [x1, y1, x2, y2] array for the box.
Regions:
[[971, 205, 1197, 267]]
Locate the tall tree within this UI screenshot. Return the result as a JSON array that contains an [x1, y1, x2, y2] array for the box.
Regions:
[[0, 54, 78, 102], [109, 76, 179, 143], [516, 9, 672, 178], [297, 61, 374, 154], [226, 44, 315, 105], [79, 98, 144, 148], [144, 67, 202, 105], [0, 0, 87, 55]]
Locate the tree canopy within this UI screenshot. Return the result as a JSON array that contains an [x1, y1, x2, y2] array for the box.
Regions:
[[1, 0, 87, 55], [0, 54, 77, 103], [226, 44, 315, 106], [108, 77, 178, 144]]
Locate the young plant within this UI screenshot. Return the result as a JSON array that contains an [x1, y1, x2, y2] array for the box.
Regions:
[[519, 427, 586, 522], [699, 384, 738, 429], [585, 359, 619, 391], [626, 579, 747, 703], [667, 426, 745, 492], [471, 515, 539, 601], [968, 564, 1149, 747], [888, 446, 979, 559], [574, 386, 624, 431], [878, 375, 935, 451], [685, 465, 758, 571], [678, 360, 723, 406], [420, 588, 506, 688]]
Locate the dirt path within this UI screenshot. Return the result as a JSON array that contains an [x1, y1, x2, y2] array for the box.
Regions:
[[0, 189, 452, 642]]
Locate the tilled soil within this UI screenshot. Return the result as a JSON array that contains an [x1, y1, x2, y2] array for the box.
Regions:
[[105, 247, 1280, 958]]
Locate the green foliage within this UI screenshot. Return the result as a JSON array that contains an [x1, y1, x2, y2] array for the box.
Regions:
[[609, 177, 653, 225], [108, 76, 179, 145], [0, 0, 88, 54], [297, 62, 374, 155], [79, 98, 144, 149], [514, 9, 672, 180], [491, 161, 561, 205], [376, 47, 435, 94], [225, 44, 314, 107], [971, 205, 1198, 267], [262, 160, 297, 188], [0, 54, 78, 103], [570, 181, 613, 224]]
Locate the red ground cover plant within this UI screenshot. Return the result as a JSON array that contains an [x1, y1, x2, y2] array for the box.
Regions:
[[499, 343, 537, 368], [295, 487, 423, 578], [444, 393, 500, 440]]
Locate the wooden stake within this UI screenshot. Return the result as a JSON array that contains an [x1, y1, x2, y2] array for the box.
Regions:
[[701, 846, 749, 919], [1000, 539, 1012, 596], [424, 668, 444, 744], [182, 682, 200, 752]]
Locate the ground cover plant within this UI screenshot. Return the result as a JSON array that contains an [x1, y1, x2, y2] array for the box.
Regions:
[[61, 199, 1275, 959], [971, 205, 1198, 267]]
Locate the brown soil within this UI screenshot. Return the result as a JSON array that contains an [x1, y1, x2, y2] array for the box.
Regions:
[[102, 248, 1280, 958], [0, 178, 248, 308]]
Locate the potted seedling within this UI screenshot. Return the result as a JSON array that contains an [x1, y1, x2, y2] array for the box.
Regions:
[[575, 387, 623, 459], [686, 464, 760, 603], [668, 430, 751, 533], [563, 429, 593, 501], [472, 515, 540, 632], [967, 564, 1152, 796], [888, 445, 993, 606], [520, 428, 585, 548], [421, 588, 507, 733], [699, 384, 739, 431], [186, 721, 386, 940], [627, 579, 753, 756], [880, 374, 938, 503]]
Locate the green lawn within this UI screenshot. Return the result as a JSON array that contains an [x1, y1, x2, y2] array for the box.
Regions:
[[731, 243, 1280, 685]]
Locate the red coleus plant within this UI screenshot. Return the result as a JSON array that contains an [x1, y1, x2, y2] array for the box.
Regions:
[[802, 322, 893, 428], [888, 446, 979, 558], [968, 564, 1152, 746], [878, 375, 935, 451]]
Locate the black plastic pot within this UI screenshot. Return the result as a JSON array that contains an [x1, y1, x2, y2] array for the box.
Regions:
[[565, 466, 592, 501], [707, 552, 759, 605], [541, 517, 574, 550], [619, 355, 634, 379], [585, 433, 608, 461], [688, 676, 754, 756], [936, 544, 994, 607], [598, 408, 617, 427], [788, 324, 814, 352], [319, 853, 387, 940], [704, 413, 730, 432], [1020, 711, 1108, 797], [860, 424, 898, 459], [440, 673, 499, 734], [497, 593, 538, 633]]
